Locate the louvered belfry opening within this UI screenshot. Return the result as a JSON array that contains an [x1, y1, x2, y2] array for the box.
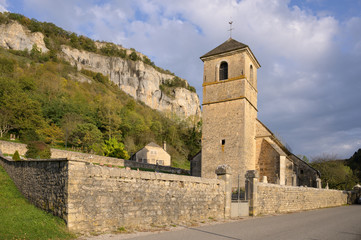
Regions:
[[219, 61, 228, 80]]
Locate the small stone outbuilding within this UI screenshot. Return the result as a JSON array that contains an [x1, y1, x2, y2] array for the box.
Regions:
[[130, 142, 171, 166]]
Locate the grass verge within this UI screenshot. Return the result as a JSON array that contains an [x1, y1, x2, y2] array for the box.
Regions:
[[0, 165, 75, 240]]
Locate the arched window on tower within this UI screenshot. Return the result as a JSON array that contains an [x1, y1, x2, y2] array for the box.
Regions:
[[219, 61, 228, 80], [250, 65, 254, 83]]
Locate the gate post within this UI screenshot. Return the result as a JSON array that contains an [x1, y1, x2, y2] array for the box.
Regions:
[[245, 170, 258, 216], [292, 173, 297, 186], [215, 165, 232, 218], [316, 177, 322, 189]]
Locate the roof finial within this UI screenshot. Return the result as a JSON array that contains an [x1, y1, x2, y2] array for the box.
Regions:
[[228, 20, 234, 39]]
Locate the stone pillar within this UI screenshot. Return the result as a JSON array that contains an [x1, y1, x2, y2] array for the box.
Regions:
[[262, 176, 268, 183], [245, 170, 258, 216], [325, 182, 329, 189], [279, 156, 286, 185], [292, 173, 297, 186], [316, 178, 322, 189], [215, 165, 232, 219]]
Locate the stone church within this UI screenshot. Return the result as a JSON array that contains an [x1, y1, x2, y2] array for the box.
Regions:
[[191, 38, 320, 188]]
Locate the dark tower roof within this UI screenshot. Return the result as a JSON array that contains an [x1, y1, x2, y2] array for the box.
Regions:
[[201, 38, 248, 59]]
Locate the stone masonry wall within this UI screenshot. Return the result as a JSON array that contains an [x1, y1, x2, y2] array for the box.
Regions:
[[0, 156, 68, 220], [256, 139, 279, 184], [255, 182, 348, 215], [0, 155, 225, 233], [0, 140, 189, 175], [0, 140, 27, 155], [67, 161, 225, 233], [0, 140, 124, 165]]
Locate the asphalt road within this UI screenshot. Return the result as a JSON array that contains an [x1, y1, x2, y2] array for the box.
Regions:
[[125, 205, 361, 240]]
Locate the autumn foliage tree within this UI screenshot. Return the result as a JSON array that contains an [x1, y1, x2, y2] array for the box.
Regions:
[[25, 141, 51, 159]]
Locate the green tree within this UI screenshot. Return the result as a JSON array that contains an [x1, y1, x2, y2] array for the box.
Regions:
[[68, 123, 102, 152], [0, 77, 45, 139], [102, 137, 129, 159], [311, 154, 358, 190], [25, 141, 51, 159], [347, 149, 361, 182], [184, 121, 202, 159], [36, 123, 64, 145], [0, 108, 13, 138], [97, 97, 122, 140], [150, 120, 163, 141], [61, 113, 83, 148]]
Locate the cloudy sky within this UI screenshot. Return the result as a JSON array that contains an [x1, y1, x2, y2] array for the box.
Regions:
[[2, 0, 361, 159]]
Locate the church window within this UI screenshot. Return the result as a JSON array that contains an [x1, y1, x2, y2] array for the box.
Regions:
[[219, 62, 228, 80], [250, 65, 254, 82]]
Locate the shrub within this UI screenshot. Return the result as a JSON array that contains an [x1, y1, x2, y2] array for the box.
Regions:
[[187, 85, 196, 93], [80, 69, 109, 83], [142, 56, 154, 66], [159, 77, 198, 97], [0, 57, 15, 75], [12, 150, 21, 161], [129, 51, 138, 61], [93, 72, 109, 84], [25, 141, 51, 159]]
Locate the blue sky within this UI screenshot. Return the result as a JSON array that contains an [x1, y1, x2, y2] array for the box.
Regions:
[[1, 0, 361, 159]]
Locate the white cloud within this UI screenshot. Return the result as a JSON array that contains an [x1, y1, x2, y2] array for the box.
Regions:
[[0, 0, 7, 12]]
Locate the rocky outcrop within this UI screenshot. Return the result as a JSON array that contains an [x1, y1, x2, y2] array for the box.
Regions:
[[61, 46, 201, 118], [0, 21, 201, 119], [0, 21, 48, 53]]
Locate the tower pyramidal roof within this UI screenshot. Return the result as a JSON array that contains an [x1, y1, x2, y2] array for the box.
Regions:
[[201, 38, 248, 59]]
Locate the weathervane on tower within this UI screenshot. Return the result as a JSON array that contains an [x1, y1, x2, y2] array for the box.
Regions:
[[228, 20, 234, 39]]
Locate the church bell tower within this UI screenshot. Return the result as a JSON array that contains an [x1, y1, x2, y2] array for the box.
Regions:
[[200, 38, 260, 187]]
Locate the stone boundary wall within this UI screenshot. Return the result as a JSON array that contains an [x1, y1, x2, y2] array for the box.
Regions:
[[254, 182, 348, 215], [0, 140, 27, 155], [67, 161, 225, 233], [0, 156, 68, 220], [0, 140, 124, 165], [0, 140, 189, 175], [0, 155, 226, 233], [123, 160, 190, 175]]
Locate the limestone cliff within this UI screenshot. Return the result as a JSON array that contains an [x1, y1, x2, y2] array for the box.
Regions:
[[0, 21, 201, 119], [0, 21, 48, 53], [61, 46, 201, 118]]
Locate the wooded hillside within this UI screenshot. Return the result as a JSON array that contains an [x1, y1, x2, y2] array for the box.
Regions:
[[0, 46, 201, 169]]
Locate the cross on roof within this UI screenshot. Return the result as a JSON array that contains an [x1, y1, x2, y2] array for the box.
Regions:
[[228, 21, 234, 38]]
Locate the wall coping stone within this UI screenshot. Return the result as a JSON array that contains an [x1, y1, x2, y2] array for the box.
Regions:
[[257, 181, 349, 193], [215, 164, 232, 175], [0, 155, 67, 162], [70, 160, 223, 185]]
